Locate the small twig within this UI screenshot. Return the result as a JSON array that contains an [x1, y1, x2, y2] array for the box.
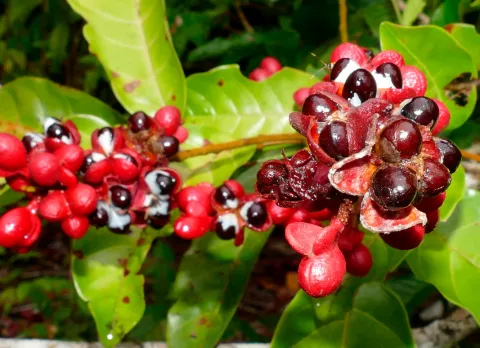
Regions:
[[234, 0, 254, 33], [338, 0, 348, 43], [172, 134, 306, 162], [413, 308, 478, 348], [461, 150, 480, 163]]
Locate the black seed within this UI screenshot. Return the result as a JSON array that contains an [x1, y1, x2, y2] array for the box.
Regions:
[[128, 111, 151, 133], [46, 123, 71, 140], [375, 63, 403, 89], [89, 206, 109, 227], [214, 185, 236, 206], [155, 172, 176, 195], [110, 185, 132, 209], [401, 97, 439, 128], [342, 69, 377, 105], [330, 58, 351, 81], [159, 135, 179, 157], [246, 202, 268, 227], [215, 218, 237, 240]]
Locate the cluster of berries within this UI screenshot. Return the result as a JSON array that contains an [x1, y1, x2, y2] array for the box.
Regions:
[[248, 57, 282, 81], [173, 180, 271, 245], [0, 106, 187, 251], [256, 43, 462, 297]]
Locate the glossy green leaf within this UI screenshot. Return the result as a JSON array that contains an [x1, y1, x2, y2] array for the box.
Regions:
[[0, 77, 122, 137], [448, 23, 480, 69], [271, 290, 317, 348], [67, 0, 186, 114], [386, 275, 435, 316], [180, 65, 315, 186], [380, 22, 477, 130], [295, 283, 414, 348], [72, 226, 171, 347], [439, 165, 466, 222], [401, 0, 426, 25], [407, 192, 480, 324], [167, 228, 272, 348]]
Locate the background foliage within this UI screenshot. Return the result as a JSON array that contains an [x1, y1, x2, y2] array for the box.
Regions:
[[0, 0, 479, 346]]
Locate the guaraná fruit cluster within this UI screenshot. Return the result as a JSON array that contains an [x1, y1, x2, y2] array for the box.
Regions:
[[256, 42, 462, 297]]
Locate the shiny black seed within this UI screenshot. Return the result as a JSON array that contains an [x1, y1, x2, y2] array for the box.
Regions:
[[214, 185, 236, 205], [435, 138, 462, 173], [330, 58, 351, 81], [89, 206, 109, 227], [159, 135, 179, 157], [155, 172, 176, 195], [110, 185, 132, 209], [401, 97, 439, 128], [375, 63, 402, 89], [22, 134, 42, 153], [246, 202, 268, 227], [80, 153, 96, 174], [215, 218, 237, 240], [46, 123, 71, 140], [342, 69, 377, 105], [319, 121, 349, 160], [128, 111, 151, 133], [302, 94, 338, 122]]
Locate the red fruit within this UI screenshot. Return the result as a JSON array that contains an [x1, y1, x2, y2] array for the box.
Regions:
[[371, 50, 405, 69], [400, 66, 427, 96], [345, 244, 373, 277], [176, 186, 212, 214], [338, 226, 364, 253], [297, 246, 346, 297], [425, 209, 439, 233], [53, 145, 85, 172], [58, 167, 78, 188], [285, 222, 320, 255], [224, 180, 245, 199], [415, 192, 446, 213], [431, 99, 450, 135], [249, 68, 270, 81], [330, 43, 368, 66], [20, 214, 41, 247], [307, 208, 335, 221], [38, 191, 70, 222], [82, 153, 112, 185], [7, 175, 33, 193], [65, 183, 98, 216], [154, 106, 182, 136], [111, 150, 142, 183], [380, 225, 425, 250], [173, 126, 189, 144], [0, 133, 27, 173], [174, 216, 210, 239], [309, 82, 339, 95], [260, 56, 282, 74], [28, 152, 60, 187], [266, 200, 295, 225], [312, 219, 343, 255], [286, 208, 309, 225], [293, 87, 310, 108], [0, 208, 36, 247], [184, 201, 209, 217], [61, 216, 90, 239]]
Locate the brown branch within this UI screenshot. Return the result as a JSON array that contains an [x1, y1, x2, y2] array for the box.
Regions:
[[461, 150, 480, 163], [234, 0, 254, 33], [338, 0, 348, 43], [172, 133, 306, 162]]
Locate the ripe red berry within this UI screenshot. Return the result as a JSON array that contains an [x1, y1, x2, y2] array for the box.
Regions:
[[65, 183, 98, 216], [297, 246, 346, 297], [286, 209, 309, 225], [421, 159, 451, 196], [58, 167, 78, 188], [28, 152, 60, 187], [176, 186, 212, 214], [224, 180, 245, 199], [431, 99, 450, 135], [54, 144, 85, 172], [330, 43, 368, 66], [173, 126, 189, 144], [260, 57, 282, 74], [38, 191, 70, 222], [174, 216, 210, 240], [400, 66, 427, 96], [380, 225, 425, 250], [371, 165, 418, 210], [81, 152, 111, 185], [337, 226, 364, 253], [266, 201, 295, 225], [154, 106, 182, 136], [371, 50, 405, 69], [302, 94, 338, 122], [61, 216, 90, 239], [435, 138, 461, 174], [345, 244, 373, 277], [6, 175, 32, 193], [111, 150, 141, 183], [0, 133, 27, 172], [425, 209, 439, 233], [415, 192, 447, 213], [0, 208, 37, 247], [249, 68, 270, 81], [378, 119, 422, 161]]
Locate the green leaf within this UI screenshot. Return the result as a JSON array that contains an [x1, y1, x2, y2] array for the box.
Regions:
[[72, 226, 170, 347], [447, 23, 480, 69], [439, 165, 466, 221], [0, 77, 122, 137], [386, 275, 435, 316], [67, 0, 186, 114], [167, 228, 272, 348], [180, 65, 315, 186], [271, 290, 317, 348], [364, 2, 396, 37], [379, 22, 477, 131], [401, 0, 426, 25], [407, 192, 480, 324], [295, 283, 414, 348]]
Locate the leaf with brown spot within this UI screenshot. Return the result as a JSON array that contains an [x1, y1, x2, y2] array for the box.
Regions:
[[124, 80, 141, 93]]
